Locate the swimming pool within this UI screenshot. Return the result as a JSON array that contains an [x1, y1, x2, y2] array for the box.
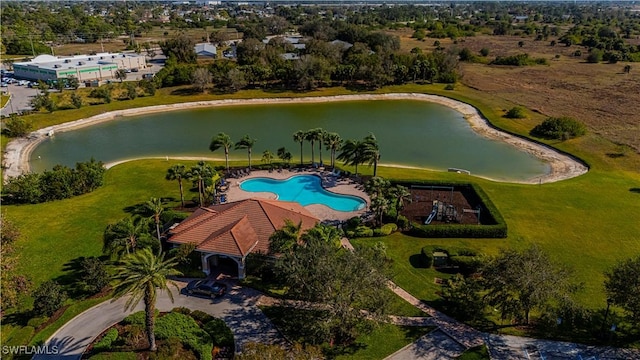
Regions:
[[239, 175, 367, 212]]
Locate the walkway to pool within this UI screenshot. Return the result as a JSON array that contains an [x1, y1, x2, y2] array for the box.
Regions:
[[224, 168, 370, 221]]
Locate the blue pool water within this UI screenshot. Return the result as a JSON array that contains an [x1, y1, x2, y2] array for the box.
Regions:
[[240, 175, 366, 212]]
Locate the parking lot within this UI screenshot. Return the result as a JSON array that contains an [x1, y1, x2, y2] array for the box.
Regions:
[[1, 54, 165, 116]]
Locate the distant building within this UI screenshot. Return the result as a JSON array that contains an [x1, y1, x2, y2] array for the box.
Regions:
[[13, 53, 146, 82], [195, 43, 218, 58]]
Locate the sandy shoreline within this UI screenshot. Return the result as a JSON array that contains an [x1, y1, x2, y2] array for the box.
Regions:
[[2, 93, 588, 184]]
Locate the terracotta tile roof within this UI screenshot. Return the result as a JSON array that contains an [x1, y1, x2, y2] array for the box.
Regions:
[[168, 199, 319, 257]]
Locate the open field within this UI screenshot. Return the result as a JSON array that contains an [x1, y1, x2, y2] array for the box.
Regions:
[[394, 30, 640, 152]]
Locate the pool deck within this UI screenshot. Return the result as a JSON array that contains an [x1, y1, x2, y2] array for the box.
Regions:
[[224, 168, 370, 221]]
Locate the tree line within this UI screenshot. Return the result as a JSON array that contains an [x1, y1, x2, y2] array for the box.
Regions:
[[2, 158, 106, 204]]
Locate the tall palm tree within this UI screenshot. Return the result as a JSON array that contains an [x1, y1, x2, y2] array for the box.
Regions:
[[268, 219, 302, 254], [209, 133, 233, 172], [324, 132, 342, 168], [305, 129, 319, 165], [389, 185, 412, 222], [313, 128, 326, 166], [337, 139, 364, 176], [293, 130, 306, 165], [103, 216, 154, 259], [111, 249, 182, 352], [188, 161, 214, 206], [365, 177, 391, 226], [145, 197, 164, 241], [165, 164, 187, 208], [235, 135, 257, 170], [362, 133, 381, 177]]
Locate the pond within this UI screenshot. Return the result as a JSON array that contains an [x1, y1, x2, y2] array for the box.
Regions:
[[30, 100, 550, 181]]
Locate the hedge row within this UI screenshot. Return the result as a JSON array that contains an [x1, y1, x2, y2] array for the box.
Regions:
[[408, 223, 506, 238], [389, 179, 507, 238], [419, 246, 484, 274]]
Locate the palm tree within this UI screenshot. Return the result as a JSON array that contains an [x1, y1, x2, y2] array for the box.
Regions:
[[362, 133, 381, 177], [312, 128, 326, 166], [389, 185, 412, 222], [324, 132, 342, 168], [235, 135, 257, 170], [145, 197, 164, 241], [365, 177, 391, 226], [337, 139, 364, 176], [209, 133, 233, 172], [165, 164, 187, 208], [301, 224, 342, 248], [305, 129, 319, 165], [293, 130, 306, 165], [188, 161, 214, 206], [268, 219, 302, 254], [261, 149, 274, 166], [103, 216, 154, 259], [111, 248, 182, 352], [277, 147, 292, 166]]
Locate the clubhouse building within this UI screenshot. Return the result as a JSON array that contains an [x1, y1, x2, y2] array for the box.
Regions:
[[167, 199, 319, 279]]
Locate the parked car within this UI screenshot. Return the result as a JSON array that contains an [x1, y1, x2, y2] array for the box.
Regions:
[[186, 280, 227, 298]]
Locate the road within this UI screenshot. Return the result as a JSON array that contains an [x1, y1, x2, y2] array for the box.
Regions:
[[32, 279, 283, 360]]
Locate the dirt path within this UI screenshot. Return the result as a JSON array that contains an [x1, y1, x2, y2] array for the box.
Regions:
[[2, 93, 588, 183]]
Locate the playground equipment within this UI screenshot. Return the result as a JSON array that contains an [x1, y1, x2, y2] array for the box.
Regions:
[[424, 200, 460, 224], [463, 205, 482, 225]]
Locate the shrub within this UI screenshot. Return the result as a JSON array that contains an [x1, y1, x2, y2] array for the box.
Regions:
[[396, 215, 410, 230], [479, 48, 490, 57], [353, 225, 374, 238], [586, 49, 603, 63], [444, 84, 455, 90], [121, 324, 146, 348], [573, 50, 582, 57], [155, 312, 213, 360], [189, 310, 214, 325], [203, 319, 234, 348], [409, 224, 507, 238], [93, 328, 119, 352], [449, 255, 484, 275], [420, 247, 434, 268], [491, 53, 547, 66], [150, 337, 190, 360], [2, 114, 32, 137], [346, 216, 362, 229], [382, 223, 398, 233], [122, 311, 148, 326], [79, 257, 109, 295], [505, 106, 526, 119], [32, 280, 67, 317], [531, 117, 587, 140], [172, 307, 192, 316]]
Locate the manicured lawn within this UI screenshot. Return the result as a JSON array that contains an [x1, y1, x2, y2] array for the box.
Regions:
[[334, 323, 432, 360], [1, 93, 9, 108], [260, 306, 431, 359]]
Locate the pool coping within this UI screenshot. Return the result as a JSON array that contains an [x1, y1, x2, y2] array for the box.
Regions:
[[226, 169, 370, 221]]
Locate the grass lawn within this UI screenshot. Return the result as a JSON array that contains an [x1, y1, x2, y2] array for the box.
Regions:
[[260, 306, 431, 359], [1, 93, 9, 108]]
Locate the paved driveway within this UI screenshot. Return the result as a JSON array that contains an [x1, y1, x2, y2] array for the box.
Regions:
[[33, 280, 283, 360]]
